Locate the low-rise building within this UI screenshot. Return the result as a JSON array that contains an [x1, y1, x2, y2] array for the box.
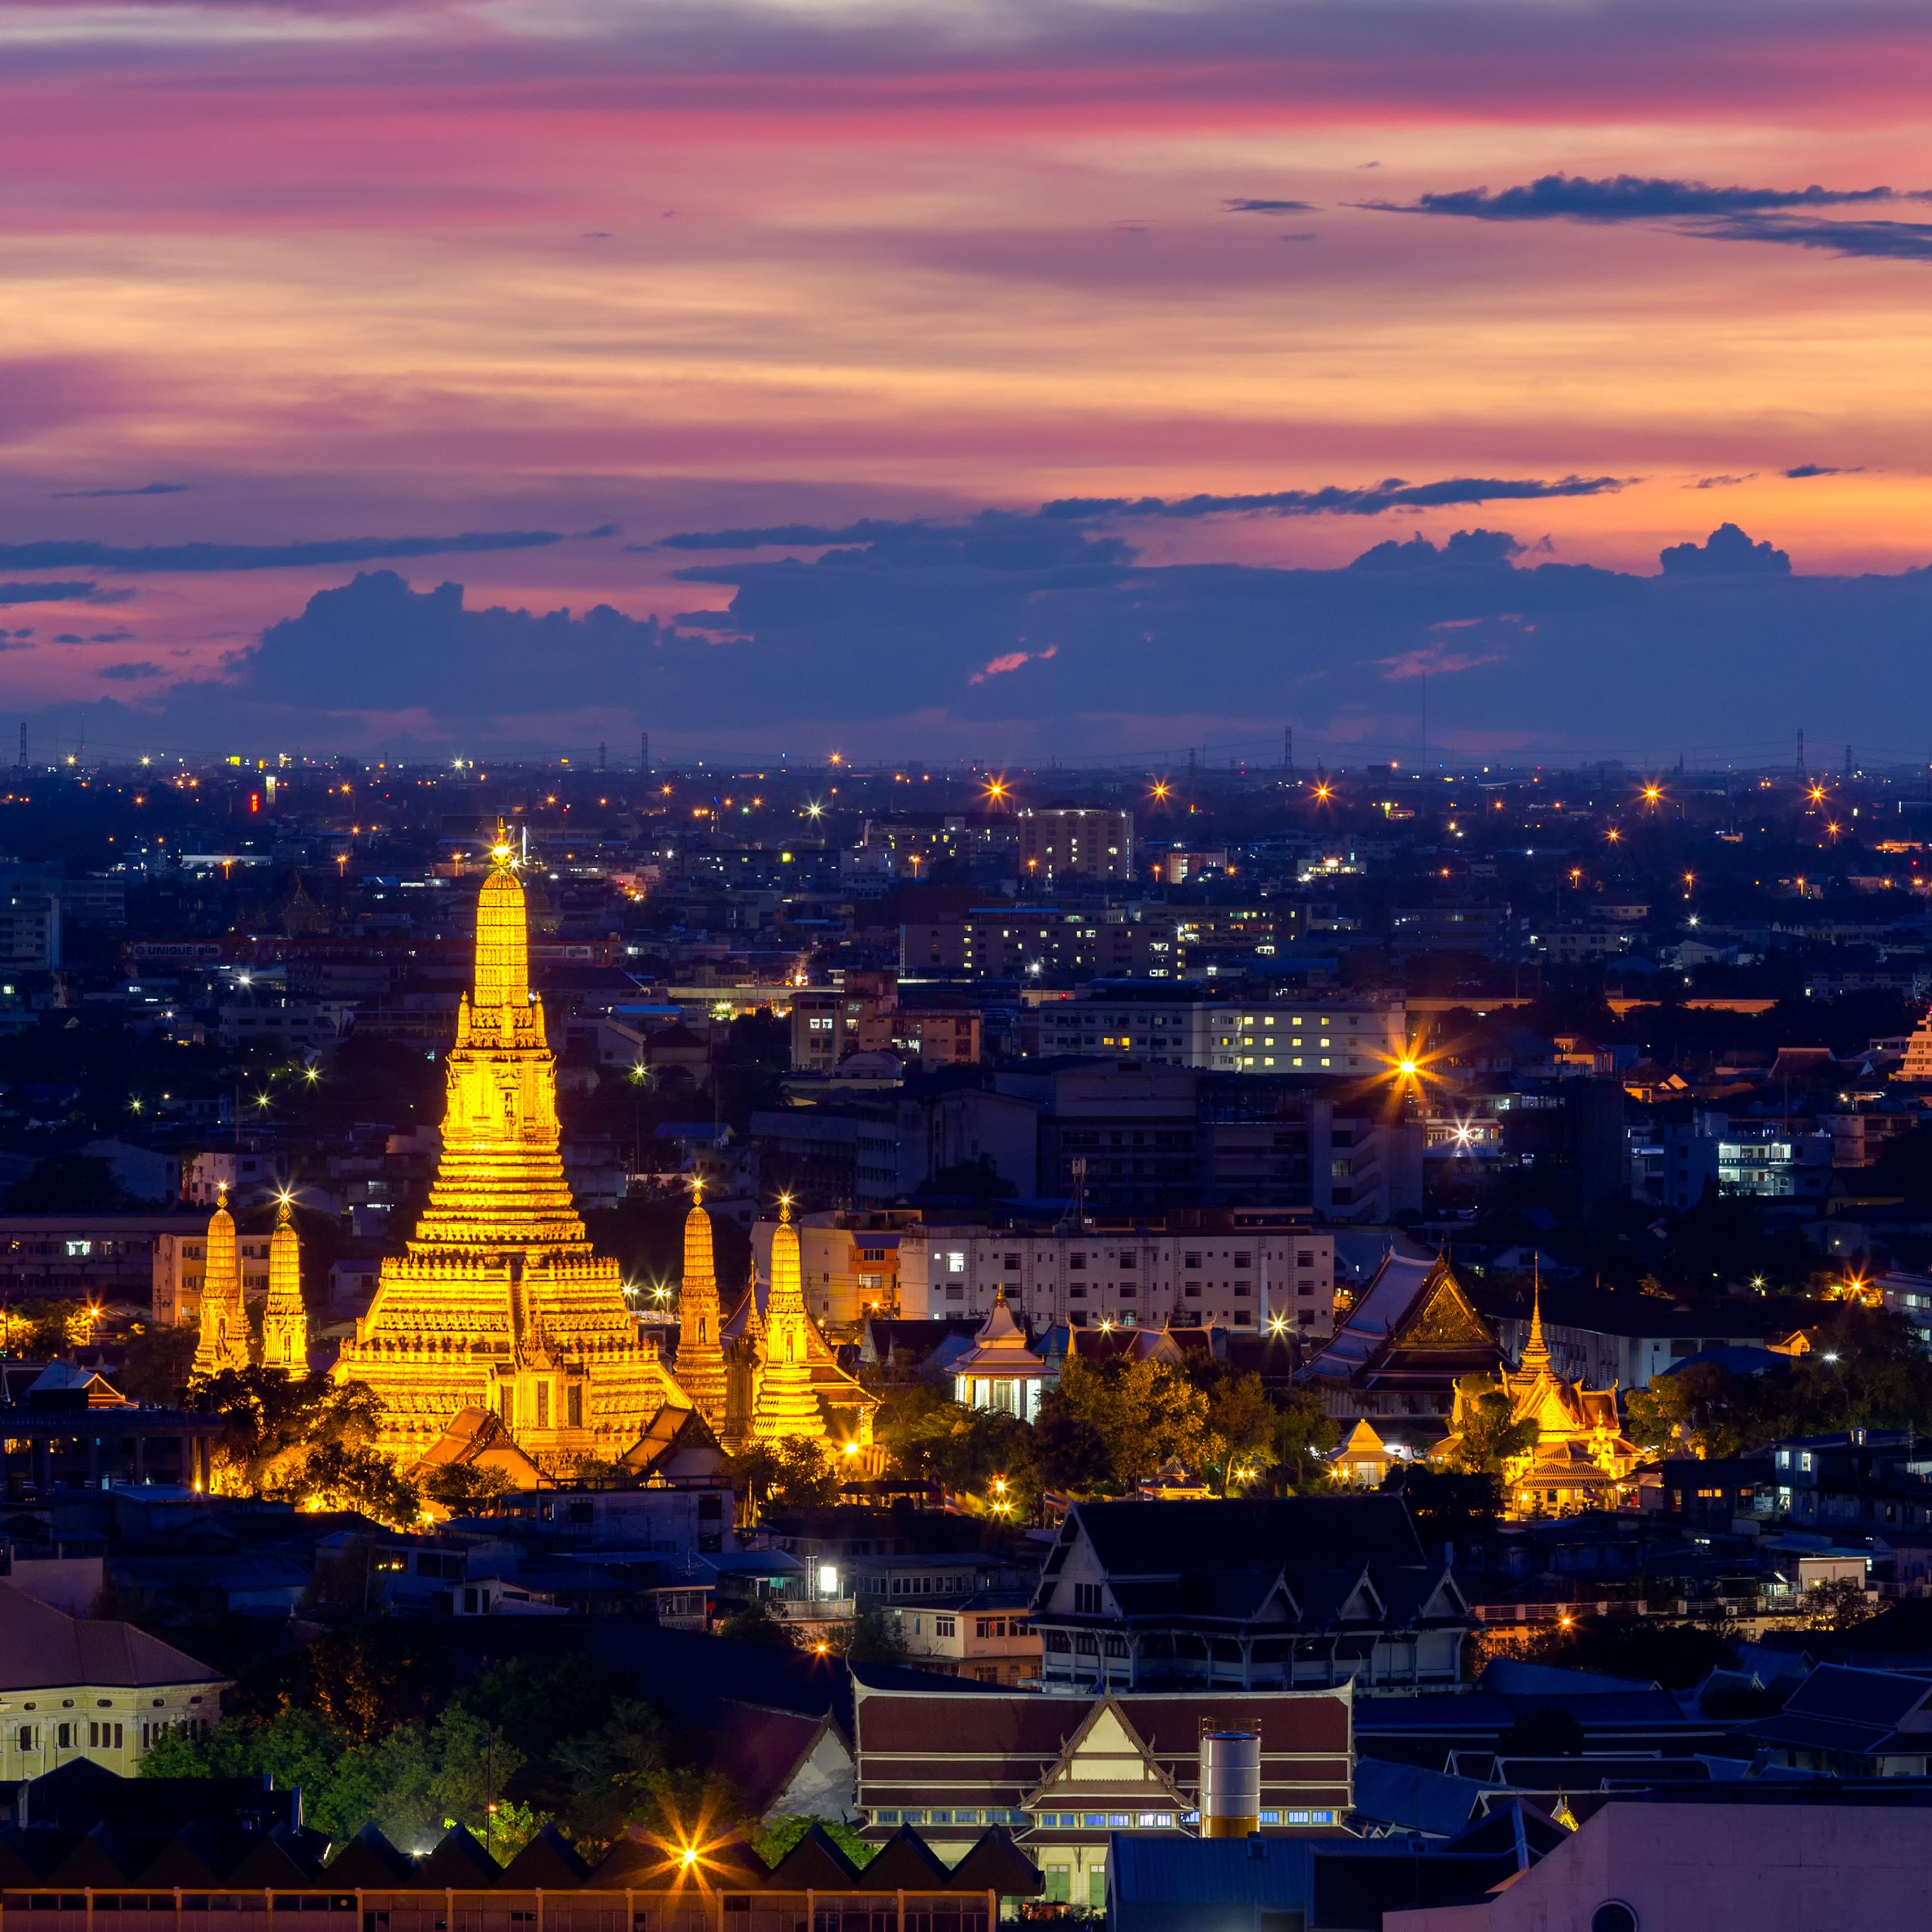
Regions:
[[853, 1672, 1352, 1906], [1031, 1495, 1467, 1694], [0, 1579, 226, 1781]]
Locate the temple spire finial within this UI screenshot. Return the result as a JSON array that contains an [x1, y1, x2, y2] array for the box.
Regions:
[[1524, 1254, 1550, 1368]]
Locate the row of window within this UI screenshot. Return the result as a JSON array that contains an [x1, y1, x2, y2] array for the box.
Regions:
[[872, 1810, 1028, 1828], [10, 1718, 189, 1752]]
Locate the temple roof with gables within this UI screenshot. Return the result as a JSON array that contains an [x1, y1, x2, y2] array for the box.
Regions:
[[1303, 1251, 1503, 1391], [953, 1291, 1048, 1379]]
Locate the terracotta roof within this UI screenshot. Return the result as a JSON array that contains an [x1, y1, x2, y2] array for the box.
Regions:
[[0, 1580, 224, 1691]]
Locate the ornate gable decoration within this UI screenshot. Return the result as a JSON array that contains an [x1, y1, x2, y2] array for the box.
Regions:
[[1394, 1262, 1495, 1350]]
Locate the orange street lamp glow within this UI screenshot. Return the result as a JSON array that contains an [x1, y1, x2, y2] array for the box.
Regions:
[[1313, 783, 1333, 802], [1149, 779, 1171, 801]]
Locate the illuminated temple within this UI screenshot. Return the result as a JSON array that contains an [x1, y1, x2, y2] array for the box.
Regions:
[[335, 829, 688, 1471], [1438, 1281, 1640, 1518]]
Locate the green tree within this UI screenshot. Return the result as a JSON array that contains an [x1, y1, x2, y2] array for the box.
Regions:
[[827, 1603, 909, 1666], [1198, 1371, 1278, 1493], [1449, 1380, 1540, 1475], [723, 1439, 840, 1521], [717, 1597, 801, 1648], [1804, 1575, 1876, 1632], [751, 1817, 874, 1869], [1268, 1388, 1341, 1491], [1524, 1614, 1736, 1690], [421, 1462, 513, 1512], [5, 1153, 128, 1214], [114, 1319, 201, 1403], [1038, 1355, 1209, 1492]]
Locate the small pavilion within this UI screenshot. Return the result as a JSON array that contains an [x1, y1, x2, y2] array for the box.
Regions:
[[952, 1291, 1050, 1422]]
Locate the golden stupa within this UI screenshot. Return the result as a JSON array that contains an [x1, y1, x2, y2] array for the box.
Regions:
[[334, 824, 686, 1470], [673, 1183, 728, 1428], [750, 1199, 826, 1444], [191, 1187, 251, 1378], [260, 1192, 310, 1379]]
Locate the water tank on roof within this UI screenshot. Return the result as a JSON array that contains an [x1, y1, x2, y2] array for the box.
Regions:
[[1199, 1728, 1261, 1838]]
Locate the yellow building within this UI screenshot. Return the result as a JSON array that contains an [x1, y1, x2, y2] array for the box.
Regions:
[[334, 827, 688, 1471], [1439, 1284, 1640, 1518]]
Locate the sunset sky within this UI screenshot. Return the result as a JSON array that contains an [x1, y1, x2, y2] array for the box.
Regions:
[[5, 0, 1932, 763]]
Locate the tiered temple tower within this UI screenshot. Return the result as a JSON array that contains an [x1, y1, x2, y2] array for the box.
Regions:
[[190, 1188, 250, 1378], [750, 1199, 825, 1444], [334, 826, 686, 1469], [673, 1185, 728, 1427], [260, 1193, 309, 1378]]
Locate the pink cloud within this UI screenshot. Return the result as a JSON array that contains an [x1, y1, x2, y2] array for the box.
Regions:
[[970, 643, 1057, 684]]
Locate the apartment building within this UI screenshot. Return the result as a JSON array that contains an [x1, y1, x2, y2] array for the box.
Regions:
[[152, 1227, 274, 1326], [1036, 995, 1406, 1077], [1017, 808, 1134, 884], [897, 1210, 1334, 1334], [749, 1209, 918, 1325], [789, 971, 981, 1074]]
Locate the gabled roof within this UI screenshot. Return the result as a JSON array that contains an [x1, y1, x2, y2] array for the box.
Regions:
[[618, 1402, 721, 1476], [414, 1407, 543, 1480], [952, 1292, 1047, 1377], [946, 1827, 1044, 1897], [1071, 1494, 1428, 1578], [44, 1824, 135, 1887], [413, 1825, 502, 1886], [138, 1823, 232, 1887], [324, 1823, 413, 1885], [0, 1580, 224, 1691], [0, 1835, 43, 1887], [1023, 1697, 1189, 1811], [857, 1825, 953, 1891], [1779, 1663, 1932, 1730], [498, 1824, 592, 1887], [1306, 1252, 1500, 1384], [763, 1823, 862, 1890], [228, 1825, 326, 1888]]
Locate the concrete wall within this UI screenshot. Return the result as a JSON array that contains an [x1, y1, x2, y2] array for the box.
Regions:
[[1386, 1801, 1930, 1932]]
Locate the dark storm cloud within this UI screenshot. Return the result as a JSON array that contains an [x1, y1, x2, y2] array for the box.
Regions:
[[1701, 214, 1932, 261], [0, 580, 96, 604], [75, 515, 1917, 764], [0, 529, 568, 574], [51, 482, 191, 499], [650, 475, 1631, 551], [1658, 522, 1790, 575], [1366, 173, 1914, 221], [238, 571, 686, 717]]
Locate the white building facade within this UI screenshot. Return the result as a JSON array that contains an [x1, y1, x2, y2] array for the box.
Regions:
[[1035, 998, 1407, 1078], [899, 1214, 1334, 1335]]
